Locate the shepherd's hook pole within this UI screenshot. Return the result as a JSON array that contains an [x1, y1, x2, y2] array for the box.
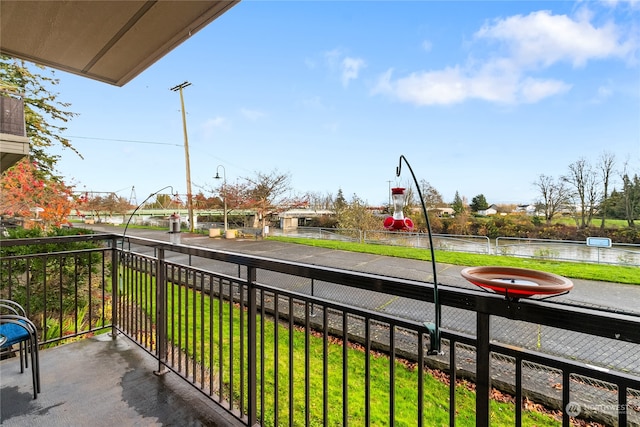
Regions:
[[396, 155, 441, 354]]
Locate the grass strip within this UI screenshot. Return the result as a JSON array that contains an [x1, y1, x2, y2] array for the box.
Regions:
[[269, 236, 639, 285], [123, 270, 563, 426]]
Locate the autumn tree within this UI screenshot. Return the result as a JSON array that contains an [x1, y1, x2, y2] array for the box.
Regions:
[[1, 57, 80, 231], [192, 191, 219, 210], [597, 152, 616, 228], [83, 193, 133, 222], [303, 191, 334, 210], [335, 194, 380, 240], [143, 193, 182, 209], [219, 180, 250, 211], [243, 170, 292, 228], [534, 174, 571, 224], [563, 158, 600, 228], [0, 159, 75, 229], [1, 55, 79, 178], [419, 180, 444, 208]]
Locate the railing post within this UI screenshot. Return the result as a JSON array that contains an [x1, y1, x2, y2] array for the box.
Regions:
[[476, 311, 490, 427], [247, 266, 257, 426], [155, 248, 169, 375], [111, 237, 119, 338]]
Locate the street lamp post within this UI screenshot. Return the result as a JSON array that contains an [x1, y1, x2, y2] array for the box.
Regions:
[[215, 165, 227, 232]]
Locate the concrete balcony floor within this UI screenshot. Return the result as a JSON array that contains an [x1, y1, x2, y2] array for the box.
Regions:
[[0, 333, 244, 426]]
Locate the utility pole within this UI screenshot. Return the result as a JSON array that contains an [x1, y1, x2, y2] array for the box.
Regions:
[[170, 81, 194, 233]]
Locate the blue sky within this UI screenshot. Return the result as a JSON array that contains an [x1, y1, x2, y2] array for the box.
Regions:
[[50, 0, 639, 207]]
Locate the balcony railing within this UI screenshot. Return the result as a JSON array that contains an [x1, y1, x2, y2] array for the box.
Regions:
[[0, 92, 30, 172], [1, 233, 639, 426], [0, 93, 27, 137]]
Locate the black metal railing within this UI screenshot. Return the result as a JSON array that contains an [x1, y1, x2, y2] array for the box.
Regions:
[[1, 233, 639, 426], [0, 234, 118, 345], [0, 93, 27, 137]]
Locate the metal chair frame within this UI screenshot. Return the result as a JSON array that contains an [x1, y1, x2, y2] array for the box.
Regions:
[[0, 299, 41, 399]]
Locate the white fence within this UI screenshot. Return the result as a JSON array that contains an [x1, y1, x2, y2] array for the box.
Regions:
[[495, 237, 640, 266]]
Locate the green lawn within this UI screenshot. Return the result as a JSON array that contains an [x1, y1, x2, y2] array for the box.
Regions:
[[269, 236, 639, 285], [123, 271, 564, 426], [552, 217, 630, 228]]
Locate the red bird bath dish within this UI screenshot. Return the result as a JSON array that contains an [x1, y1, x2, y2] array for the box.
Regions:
[[461, 266, 573, 299]]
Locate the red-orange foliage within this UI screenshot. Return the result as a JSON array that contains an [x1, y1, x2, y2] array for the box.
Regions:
[[0, 159, 75, 229]]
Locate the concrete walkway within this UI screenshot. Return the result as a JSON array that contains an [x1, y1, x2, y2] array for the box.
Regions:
[[0, 333, 244, 427]]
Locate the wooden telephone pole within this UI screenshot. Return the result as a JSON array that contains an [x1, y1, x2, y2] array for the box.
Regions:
[[170, 81, 194, 233]]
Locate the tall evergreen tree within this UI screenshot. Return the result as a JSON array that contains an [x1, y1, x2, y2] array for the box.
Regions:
[[470, 194, 489, 212], [451, 191, 466, 215], [334, 188, 347, 212]]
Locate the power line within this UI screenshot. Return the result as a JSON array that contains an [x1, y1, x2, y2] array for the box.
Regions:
[[65, 135, 253, 175], [64, 135, 181, 147]]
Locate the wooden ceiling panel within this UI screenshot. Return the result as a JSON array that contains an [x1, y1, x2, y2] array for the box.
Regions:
[[0, 0, 239, 86]]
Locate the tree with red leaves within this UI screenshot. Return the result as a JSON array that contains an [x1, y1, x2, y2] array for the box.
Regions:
[[0, 159, 75, 229]]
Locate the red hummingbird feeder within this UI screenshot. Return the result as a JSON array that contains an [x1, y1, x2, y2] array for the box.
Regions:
[[383, 187, 414, 231]]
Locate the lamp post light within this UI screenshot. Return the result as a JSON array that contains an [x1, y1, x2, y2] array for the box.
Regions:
[[215, 165, 227, 232]]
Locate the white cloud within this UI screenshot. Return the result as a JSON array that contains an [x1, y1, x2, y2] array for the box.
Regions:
[[240, 108, 266, 121], [393, 67, 468, 105], [590, 81, 614, 103], [324, 48, 366, 87], [201, 116, 229, 137], [301, 96, 325, 110], [475, 10, 636, 68], [373, 8, 635, 106], [598, 0, 640, 9], [341, 57, 366, 87], [324, 48, 343, 69], [597, 84, 614, 98], [518, 77, 572, 103], [373, 65, 570, 106]]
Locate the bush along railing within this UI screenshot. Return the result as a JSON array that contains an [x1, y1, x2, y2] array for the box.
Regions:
[[113, 235, 640, 427], [0, 234, 118, 346]]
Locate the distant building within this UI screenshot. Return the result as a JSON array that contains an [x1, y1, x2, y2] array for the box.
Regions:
[[477, 204, 498, 216], [432, 207, 454, 217], [278, 209, 335, 229], [514, 204, 538, 216]]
